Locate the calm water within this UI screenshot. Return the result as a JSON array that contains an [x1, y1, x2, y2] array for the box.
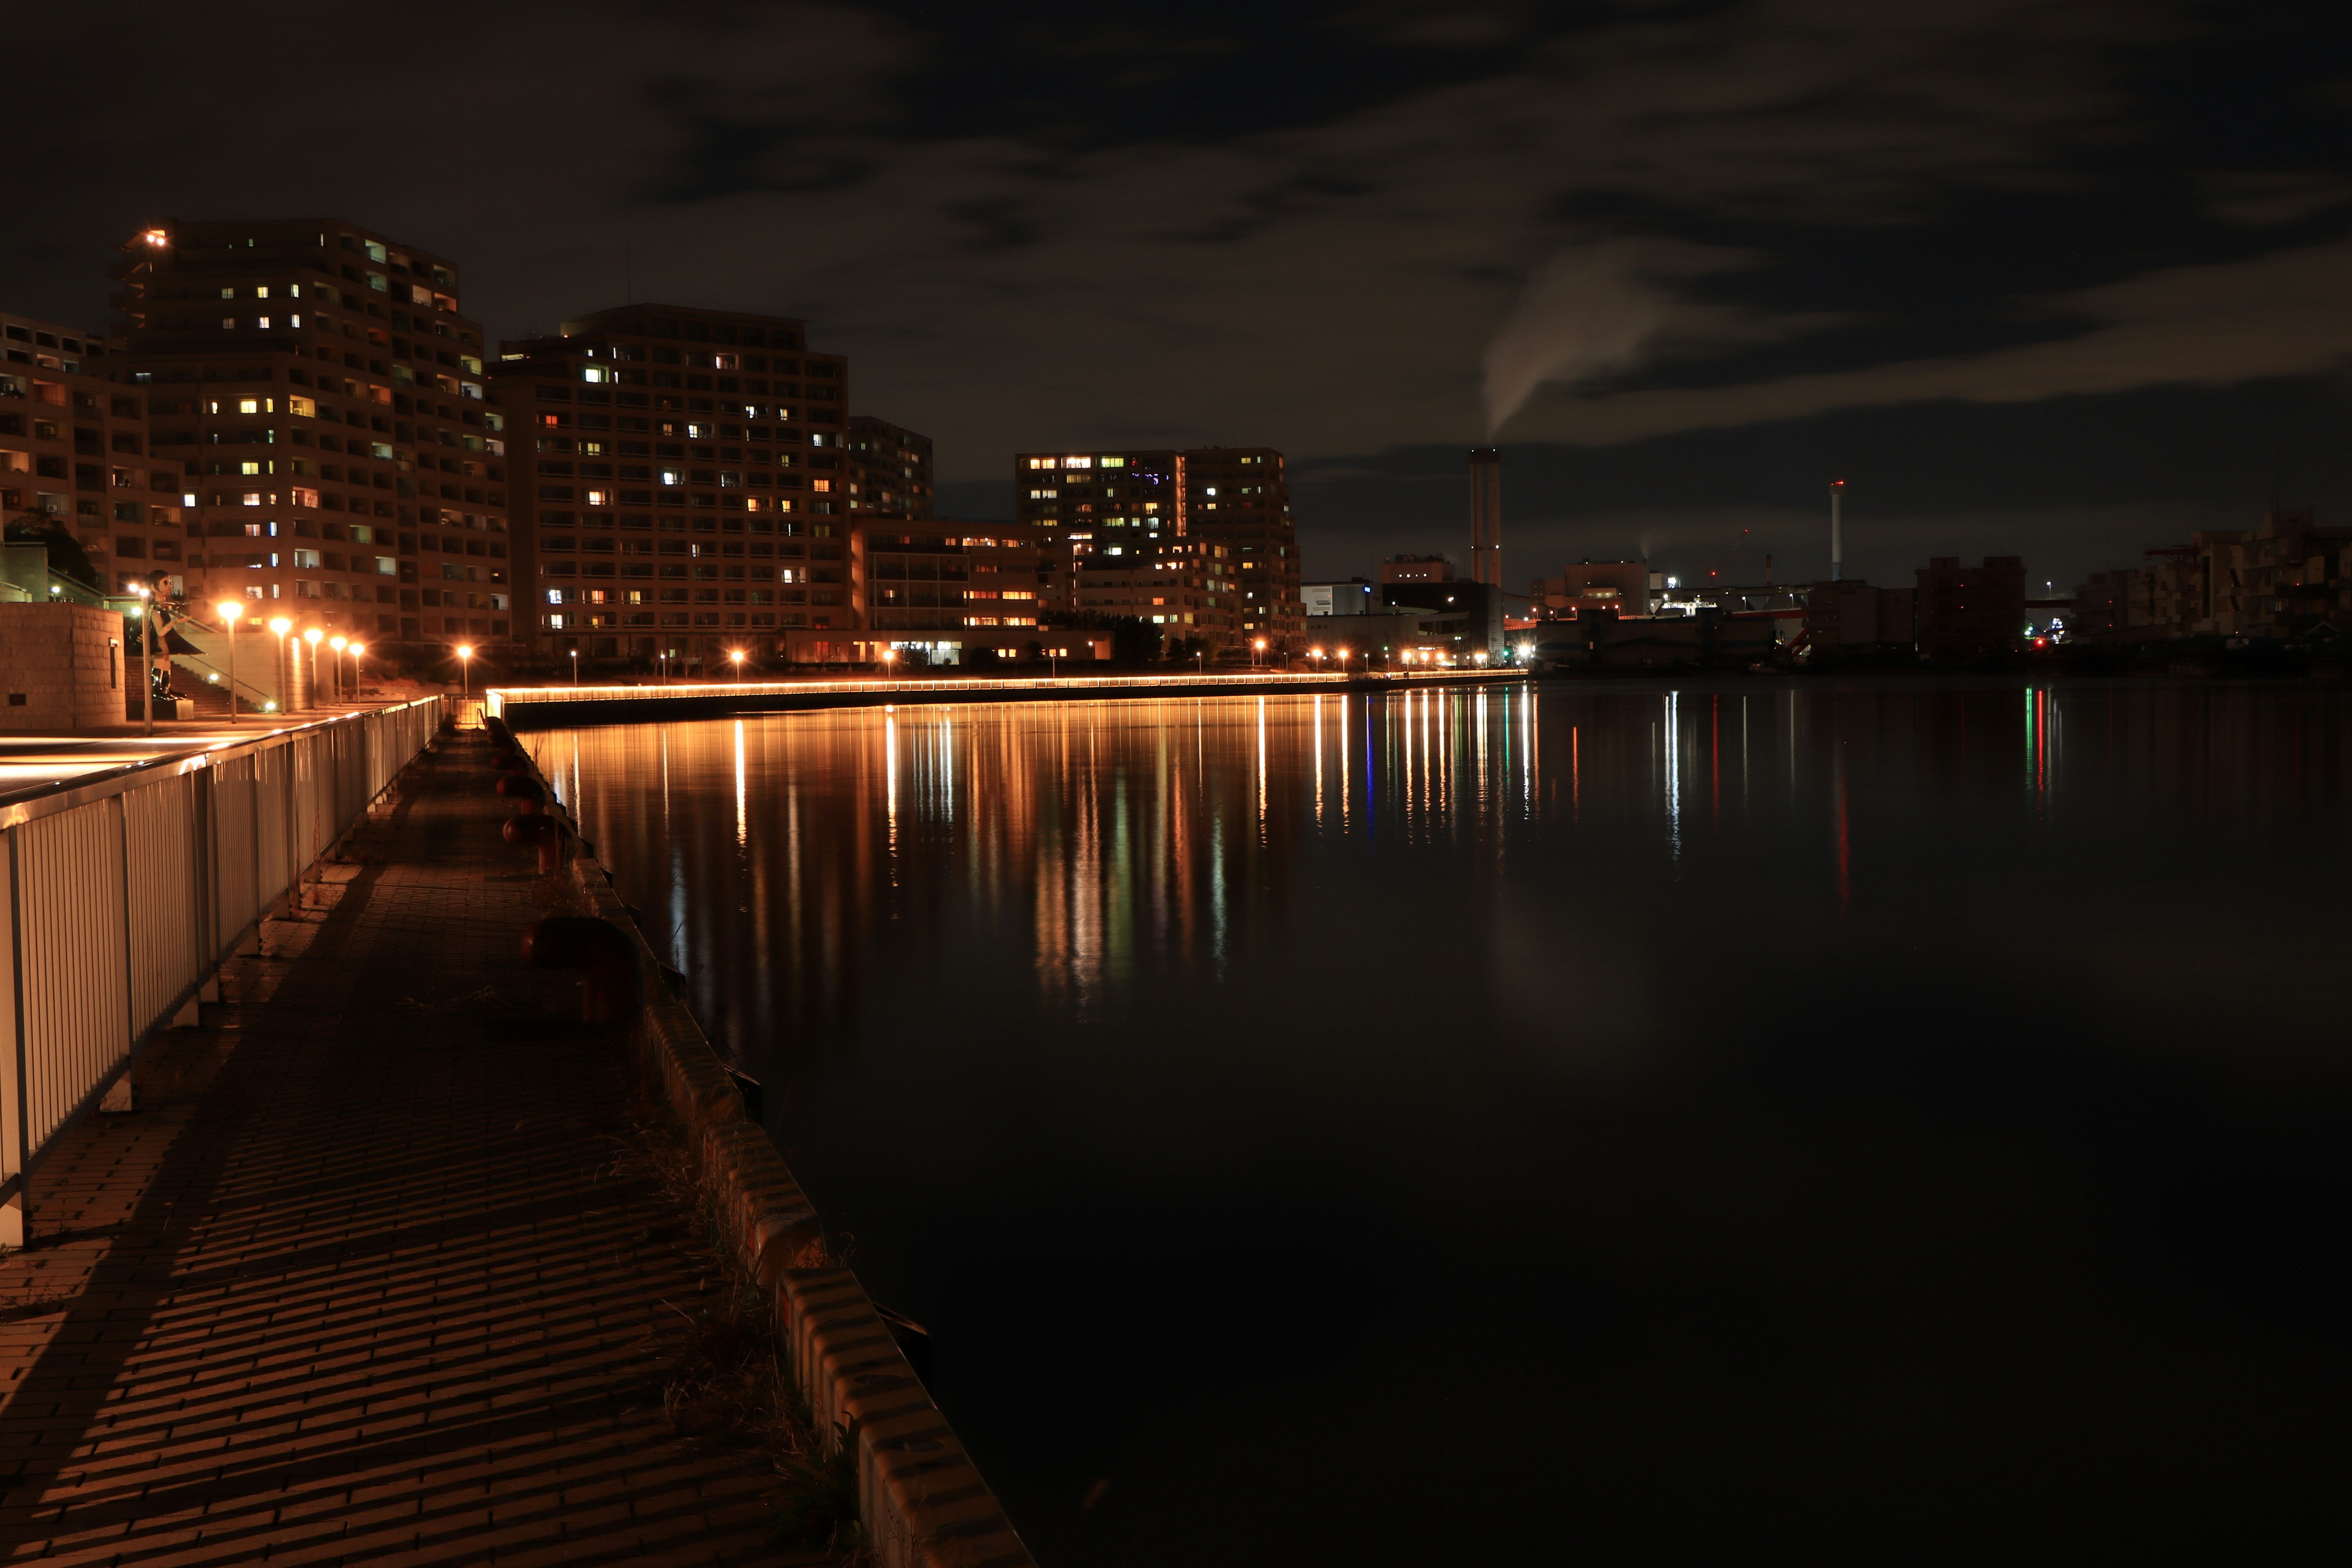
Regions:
[[530, 679, 2352, 1563]]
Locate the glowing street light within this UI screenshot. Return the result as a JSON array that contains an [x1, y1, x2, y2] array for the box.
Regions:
[[303, 627, 323, 709], [729, 648, 745, 679], [215, 600, 244, 722], [568, 647, 579, 687], [268, 614, 292, 711], [1253, 636, 1268, 669], [350, 641, 367, 695], [132, 586, 154, 737], [457, 643, 475, 699], [329, 635, 347, 703]]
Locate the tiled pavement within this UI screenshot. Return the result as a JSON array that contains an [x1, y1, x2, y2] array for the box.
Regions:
[[0, 736, 808, 1564]]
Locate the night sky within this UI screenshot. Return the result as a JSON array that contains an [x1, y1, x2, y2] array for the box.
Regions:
[[12, 1, 2352, 592]]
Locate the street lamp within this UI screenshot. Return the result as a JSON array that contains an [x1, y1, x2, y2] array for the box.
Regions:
[[457, 643, 474, 699], [1253, 636, 1267, 668], [132, 586, 154, 737], [304, 626, 323, 708], [729, 647, 745, 679], [269, 616, 292, 710], [329, 635, 347, 703], [216, 600, 243, 722], [350, 641, 366, 696], [568, 647, 579, 687]]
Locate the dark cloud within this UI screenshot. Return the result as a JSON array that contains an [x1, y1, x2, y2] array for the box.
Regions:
[[6, 0, 2350, 585]]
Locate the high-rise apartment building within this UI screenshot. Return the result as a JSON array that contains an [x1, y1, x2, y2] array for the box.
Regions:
[[848, 416, 933, 518], [110, 219, 511, 655], [1011, 445, 1303, 651], [490, 304, 857, 668], [0, 312, 189, 593]]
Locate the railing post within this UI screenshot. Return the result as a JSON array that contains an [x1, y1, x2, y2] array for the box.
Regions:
[[1, 828, 23, 1249]]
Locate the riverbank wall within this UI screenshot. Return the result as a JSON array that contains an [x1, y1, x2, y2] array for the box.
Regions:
[[521, 737, 1036, 1568], [490, 667, 1525, 729]]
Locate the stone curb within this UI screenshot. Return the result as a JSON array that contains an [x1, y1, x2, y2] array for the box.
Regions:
[[522, 750, 1037, 1568]]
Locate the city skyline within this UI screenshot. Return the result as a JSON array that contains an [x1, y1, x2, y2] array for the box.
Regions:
[[5, 4, 2348, 594]]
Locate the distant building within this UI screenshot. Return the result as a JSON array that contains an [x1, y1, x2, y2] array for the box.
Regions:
[[1530, 560, 1657, 619], [860, 519, 1068, 663], [1012, 445, 1303, 650], [847, 415, 933, 518], [1303, 579, 1375, 617], [1805, 580, 1917, 649], [111, 218, 509, 656], [0, 310, 189, 597], [2069, 513, 2352, 643], [489, 303, 849, 668], [1379, 554, 1451, 584], [1370, 553, 1507, 656], [1915, 556, 2025, 657]]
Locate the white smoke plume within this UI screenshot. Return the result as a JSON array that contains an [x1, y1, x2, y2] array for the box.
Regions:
[[1480, 243, 1677, 437]]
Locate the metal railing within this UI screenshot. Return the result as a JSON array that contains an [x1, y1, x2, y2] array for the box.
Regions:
[[0, 696, 443, 1244], [487, 667, 1528, 715]]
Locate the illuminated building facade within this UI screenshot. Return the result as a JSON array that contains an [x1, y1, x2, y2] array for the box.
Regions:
[[1012, 445, 1304, 652], [0, 312, 188, 593], [847, 416, 933, 518], [110, 219, 509, 654], [491, 304, 858, 668]]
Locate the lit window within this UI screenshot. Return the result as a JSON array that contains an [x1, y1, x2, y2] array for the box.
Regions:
[[237, 398, 262, 414], [1101, 457, 1125, 468], [288, 396, 316, 418], [658, 469, 683, 486], [1028, 489, 1057, 499], [292, 548, 321, 568], [582, 366, 609, 383], [257, 317, 271, 329], [241, 492, 262, 507], [586, 489, 610, 505], [1066, 456, 1092, 469], [1205, 487, 1217, 496], [287, 284, 301, 298], [219, 288, 235, 300], [375, 556, 396, 575], [221, 317, 236, 330], [289, 315, 301, 328], [812, 480, 831, 492]]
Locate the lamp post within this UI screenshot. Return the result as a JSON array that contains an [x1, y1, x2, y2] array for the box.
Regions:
[[350, 641, 366, 698], [133, 587, 154, 737], [1253, 637, 1267, 669], [729, 647, 745, 680], [568, 647, 578, 688], [216, 600, 243, 722], [268, 616, 292, 712], [458, 643, 474, 699], [329, 635, 347, 703], [304, 627, 323, 709]]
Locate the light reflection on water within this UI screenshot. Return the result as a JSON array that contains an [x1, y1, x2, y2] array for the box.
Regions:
[[531, 680, 2352, 1565]]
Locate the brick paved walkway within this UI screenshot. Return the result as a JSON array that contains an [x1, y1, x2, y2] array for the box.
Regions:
[[0, 736, 807, 1564]]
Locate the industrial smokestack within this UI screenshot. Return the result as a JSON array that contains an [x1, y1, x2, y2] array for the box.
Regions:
[[1829, 479, 1845, 582], [1469, 447, 1501, 589]]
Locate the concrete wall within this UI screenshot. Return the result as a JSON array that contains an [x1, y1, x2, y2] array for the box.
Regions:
[[0, 603, 126, 730]]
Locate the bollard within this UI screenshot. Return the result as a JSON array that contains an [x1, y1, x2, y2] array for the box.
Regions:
[[524, 916, 641, 1023], [502, 812, 565, 875], [495, 774, 546, 812]]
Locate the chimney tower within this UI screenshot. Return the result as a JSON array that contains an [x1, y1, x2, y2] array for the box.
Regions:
[[1830, 479, 1845, 582], [1469, 447, 1501, 588]]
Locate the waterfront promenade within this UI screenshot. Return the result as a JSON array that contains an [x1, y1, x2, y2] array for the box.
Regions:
[[0, 736, 809, 1563]]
